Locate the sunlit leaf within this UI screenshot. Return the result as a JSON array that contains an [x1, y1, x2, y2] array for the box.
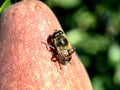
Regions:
[[0, 0, 11, 14]]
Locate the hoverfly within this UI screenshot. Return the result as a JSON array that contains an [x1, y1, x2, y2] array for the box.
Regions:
[[50, 30, 75, 65]]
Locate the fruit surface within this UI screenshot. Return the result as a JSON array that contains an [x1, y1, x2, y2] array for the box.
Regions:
[[0, 0, 93, 90]]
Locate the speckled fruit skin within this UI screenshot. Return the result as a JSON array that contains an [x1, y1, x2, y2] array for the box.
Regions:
[[0, 0, 93, 90]]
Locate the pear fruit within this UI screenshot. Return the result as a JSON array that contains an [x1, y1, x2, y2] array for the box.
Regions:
[[0, 0, 93, 90]]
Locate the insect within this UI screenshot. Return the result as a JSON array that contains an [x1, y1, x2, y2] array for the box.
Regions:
[[50, 30, 75, 65]]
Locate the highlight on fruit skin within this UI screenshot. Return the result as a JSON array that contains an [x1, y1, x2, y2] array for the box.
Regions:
[[0, 0, 93, 90]]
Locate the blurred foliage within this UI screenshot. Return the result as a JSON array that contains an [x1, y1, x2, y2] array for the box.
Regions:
[[0, 0, 120, 89], [0, 0, 11, 13]]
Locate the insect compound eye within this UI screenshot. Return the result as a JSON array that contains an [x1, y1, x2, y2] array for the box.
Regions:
[[58, 37, 68, 46], [53, 30, 63, 38]]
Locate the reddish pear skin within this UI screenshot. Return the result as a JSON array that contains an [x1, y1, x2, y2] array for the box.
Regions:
[[0, 0, 93, 90]]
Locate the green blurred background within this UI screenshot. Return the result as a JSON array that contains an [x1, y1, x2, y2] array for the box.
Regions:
[[0, 0, 120, 89]]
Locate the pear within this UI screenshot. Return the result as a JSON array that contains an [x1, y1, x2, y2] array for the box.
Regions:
[[0, 0, 92, 90]]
